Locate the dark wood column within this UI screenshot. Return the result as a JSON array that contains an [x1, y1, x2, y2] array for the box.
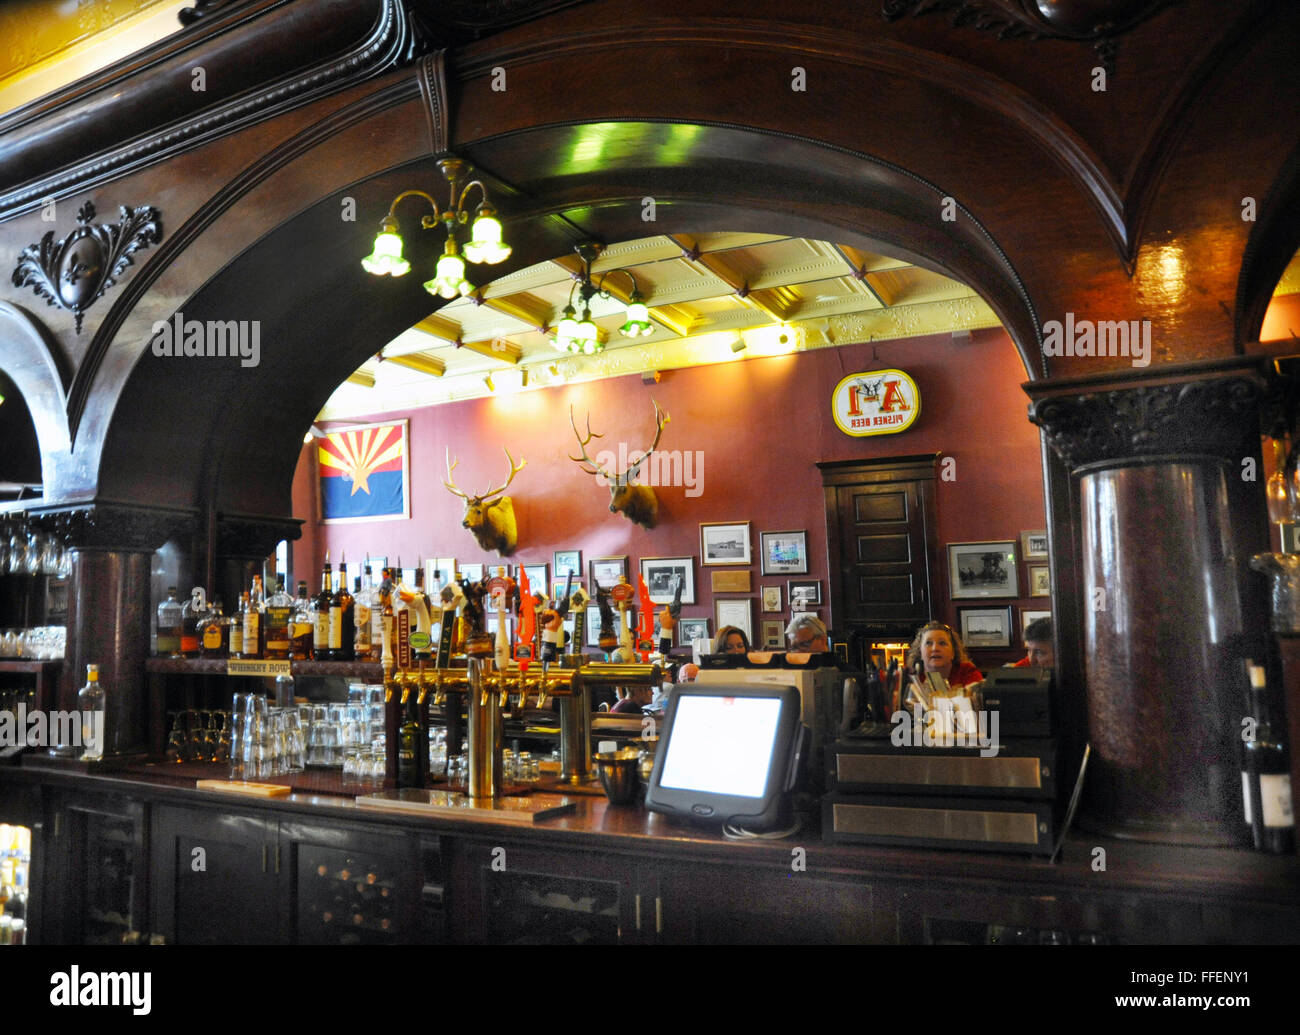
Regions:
[[33, 503, 195, 756], [1029, 358, 1272, 845]]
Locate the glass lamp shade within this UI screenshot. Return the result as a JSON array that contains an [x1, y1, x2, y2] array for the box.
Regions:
[[424, 250, 468, 299], [620, 298, 653, 337], [463, 211, 512, 264], [554, 306, 579, 351], [575, 312, 599, 353], [361, 231, 409, 276]]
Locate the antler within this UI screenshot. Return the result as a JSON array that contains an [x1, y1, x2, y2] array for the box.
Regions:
[[624, 398, 670, 482], [443, 448, 468, 499], [478, 447, 526, 503], [569, 406, 615, 481]]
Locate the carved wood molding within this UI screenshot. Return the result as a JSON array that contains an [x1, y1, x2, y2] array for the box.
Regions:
[[29, 501, 196, 552], [417, 49, 451, 155], [11, 200, 162, 334], [880, 0, 1178, 74], [216, 512, 303, 560]]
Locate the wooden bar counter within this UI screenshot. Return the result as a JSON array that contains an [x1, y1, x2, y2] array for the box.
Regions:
[[2, 762, 1296, 946]]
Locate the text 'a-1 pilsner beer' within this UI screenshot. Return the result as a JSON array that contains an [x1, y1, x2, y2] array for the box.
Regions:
[[1242, 662, 1295, 853]]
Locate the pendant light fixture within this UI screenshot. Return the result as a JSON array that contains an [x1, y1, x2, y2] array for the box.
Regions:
[[551, 242, 655, 354]]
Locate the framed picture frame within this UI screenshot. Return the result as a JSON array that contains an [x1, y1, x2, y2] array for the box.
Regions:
[[700, 521, 751, 566], [760, 619, 785, 649], [678, 617, 709, 645], [588, 555, 628, 590], [715, 598, 754, 643], [958, 606, 1013, 648], [585, 605, 635, 648], [1020, 609, 1052, 640], [759, 530, 809, 575], [639, 556, 696, 605], [947, 541, 1018, 599], [1020, 530, 1049, 561], [521, 563, 548, 594], [552, 578, 583, 602], [553, 550, 582, 579], [1028, 564, 1051, 597], [459, 562, 484, 583], [435, 558, 456, 581], [317, 418, 410, 523], [761, 585, 783, 613], [787, 579, 821, 609]]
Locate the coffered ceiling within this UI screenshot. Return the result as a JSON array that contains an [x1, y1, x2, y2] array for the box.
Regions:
[[318, 231, 1007, 418]]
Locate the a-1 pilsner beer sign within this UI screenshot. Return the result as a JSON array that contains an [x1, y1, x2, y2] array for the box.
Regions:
[[831, 369, 921, 436]]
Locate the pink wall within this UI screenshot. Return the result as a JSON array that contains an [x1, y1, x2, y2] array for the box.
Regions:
[[291, 328, 1046, 638]]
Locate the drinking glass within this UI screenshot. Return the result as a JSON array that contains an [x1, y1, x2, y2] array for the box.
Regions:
[[186, 709, 206, 762], [283, 711, 305, 773], [229, 695, 250, 780], [166, 714, 187, 764]]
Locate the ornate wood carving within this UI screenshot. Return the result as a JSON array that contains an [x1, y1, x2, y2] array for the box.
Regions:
[[881, 0, 1177, 73], [216, 513, 304, 561], [178, 0, 236, 25], [1029, 374, 1264, 471], [11, 201, 162, 333], [417, 50, 451, 155], [30, 502, 195, 552]]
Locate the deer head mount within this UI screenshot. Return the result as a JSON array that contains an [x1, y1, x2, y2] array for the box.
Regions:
[[443, 447, 525, 556], [569, 400, 669, 529]]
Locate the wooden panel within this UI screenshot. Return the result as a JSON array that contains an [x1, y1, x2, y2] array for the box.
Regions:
[[856, 533, 912, 565], [857, 574, 913, 604], [854, 491, 908, 524]]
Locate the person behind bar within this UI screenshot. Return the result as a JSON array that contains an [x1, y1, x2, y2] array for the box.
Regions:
[[610, 684, 654, 714], [785, 614, 829, 653], [715, 625, 750, 654], [1013, 617, 1054, 668], [907, 621, 983, 687]]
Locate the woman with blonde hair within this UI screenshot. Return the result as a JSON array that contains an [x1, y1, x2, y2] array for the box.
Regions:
[[906, 621, 982, 687]]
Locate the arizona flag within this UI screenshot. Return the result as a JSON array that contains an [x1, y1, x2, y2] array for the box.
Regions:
[[318, 421, 408, 522]]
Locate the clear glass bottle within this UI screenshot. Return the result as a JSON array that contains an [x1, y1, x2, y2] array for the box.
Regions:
[[180, 588, 205, 657], [156, 587, 182, 657], [77, 663, 105, 761], [354, 565, 374, 661], [242, 575, 264, 659], [291, 580, 314, 660]]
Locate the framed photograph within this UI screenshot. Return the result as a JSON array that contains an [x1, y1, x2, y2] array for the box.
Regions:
[[1028, 564, 1051, 597], [459, 562, 484, 583], [700, 521, 751, 566], [760, 530, 809, 575], [678, 617, 709, 645], [553, 550, 582, 578], [715, 598, 753, 643], [761, 585, 783, 613], [434, 558, 456, 581], [588, 555, 628, 590], [760, 619, 784, 649], [318, 418, 409, 523], [1021, 530, 1049, 561], [958, 606, 1013, 648], [1020, 609, 1052, 639], [787, 579, 821, 609], [552, 578, 583, 602], [947, 541, 1018, 599], [639, 556, 696, 605]]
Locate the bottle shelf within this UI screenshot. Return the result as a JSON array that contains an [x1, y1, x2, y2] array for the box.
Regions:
[[145, 657, 384, 679], [0, 659, 62, 673]]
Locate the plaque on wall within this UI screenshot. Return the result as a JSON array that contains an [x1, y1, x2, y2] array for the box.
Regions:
[[710, 570, 751, 593]]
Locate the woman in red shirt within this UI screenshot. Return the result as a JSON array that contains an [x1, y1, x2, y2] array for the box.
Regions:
[[906, 622, 983, 688]]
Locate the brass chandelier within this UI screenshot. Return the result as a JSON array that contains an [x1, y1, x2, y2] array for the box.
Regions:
[[552, 242, 653, 355]]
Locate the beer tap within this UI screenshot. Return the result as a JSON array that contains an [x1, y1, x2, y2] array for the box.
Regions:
[[513, 566, 538, 710]]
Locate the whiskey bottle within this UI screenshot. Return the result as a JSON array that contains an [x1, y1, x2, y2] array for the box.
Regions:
[[199, 597, 228, 659], [313, 554, 333, 660], [264, 577, 294, 660], [229, 592, 248, 658], [180, 588, 205, 657], [242, 575, 264, 660], [291, 581, 314, 660], [156, 587, 182, 657], [329, 557, 355, 661], [354, 565, 375, 661]]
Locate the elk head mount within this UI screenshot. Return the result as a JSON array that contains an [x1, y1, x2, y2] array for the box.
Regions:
[[443, 447, 526, 556], [569, 400, 669, 529]]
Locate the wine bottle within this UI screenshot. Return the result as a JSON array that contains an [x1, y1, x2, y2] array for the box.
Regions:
[[1242, 662, 1295, 854]]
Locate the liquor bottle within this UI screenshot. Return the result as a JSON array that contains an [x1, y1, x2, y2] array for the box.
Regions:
[[77, 663, 105, 761], [291, 581, 314, 660], [242, 575, 264, 660], [229, 592, 248, 658], [378, 568, 395, 664], [329, 556, 355, 661], [1242, 662, 1295, 854], [156, 587, 182, 657], [313, 554, 333, 660], [180, 587, 205, 657], [264, 577, 294, 660], [398, 693, 420, 788], [354, 565, 374, 661], [199, 597, 228, 659]]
